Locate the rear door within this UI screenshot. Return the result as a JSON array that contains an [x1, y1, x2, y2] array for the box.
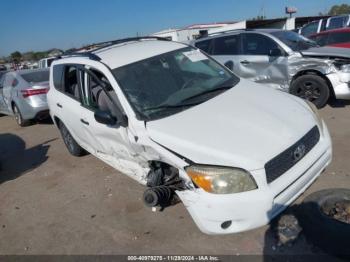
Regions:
[[51, 64, 91, 151], [236, 33, 289, 88]]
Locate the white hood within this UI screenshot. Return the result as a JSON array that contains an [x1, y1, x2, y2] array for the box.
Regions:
[[147, 80, 317, 171]]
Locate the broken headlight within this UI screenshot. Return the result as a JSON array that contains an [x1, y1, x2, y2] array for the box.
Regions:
[[340, 64, 350, 73], [186, 165, 257, 194]]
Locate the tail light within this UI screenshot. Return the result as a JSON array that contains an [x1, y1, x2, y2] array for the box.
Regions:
[[21, 88, 49, 98]]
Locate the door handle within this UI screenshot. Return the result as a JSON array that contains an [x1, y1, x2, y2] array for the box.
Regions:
[[80, 119, 89, 125], [56, 103, 63, 108], [240, 60, 250, 65]]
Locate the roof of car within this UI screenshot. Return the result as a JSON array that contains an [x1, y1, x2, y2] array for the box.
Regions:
[[310, 27, 350, 37], [92, 39, 187, 69]]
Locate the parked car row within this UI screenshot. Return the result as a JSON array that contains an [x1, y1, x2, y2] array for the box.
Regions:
[[299, 14, 350, 37], [310, 27, 350, 48], [1, 32, 347, 235]]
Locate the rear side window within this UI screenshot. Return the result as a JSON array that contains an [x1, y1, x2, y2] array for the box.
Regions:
[[320, 19, 328, 32], [53, 65, 64, 91], [242, 33, 279, 55], [21, 71, 49, 83], [212, 35, 240, 55], [195, 39, 212, 53], [328, 32, 350, 44], [327, 16, 347, 30]]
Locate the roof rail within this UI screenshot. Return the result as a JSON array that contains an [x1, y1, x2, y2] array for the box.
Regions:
[[83, 36, 170, 53], [197, 28, 253, 39], [57, 52, 102, 61], [57, 36, 170, 61]]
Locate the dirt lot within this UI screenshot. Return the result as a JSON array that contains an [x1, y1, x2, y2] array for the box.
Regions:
[[0, 103, 349, 258]]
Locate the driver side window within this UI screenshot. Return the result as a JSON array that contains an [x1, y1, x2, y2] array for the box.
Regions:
[[81, 68, 120, 118]]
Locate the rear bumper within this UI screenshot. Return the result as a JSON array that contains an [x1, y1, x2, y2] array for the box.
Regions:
[[177, 122, 332, 235], [16, 98, 49, 120]]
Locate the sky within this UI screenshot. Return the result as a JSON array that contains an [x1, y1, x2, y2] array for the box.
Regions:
[[0, 0, 345, 56]]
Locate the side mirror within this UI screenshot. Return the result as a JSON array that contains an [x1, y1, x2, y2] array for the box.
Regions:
[[224, 61, 234, 71], [269, 48, 283, 57], [94, 110, 117, 126]]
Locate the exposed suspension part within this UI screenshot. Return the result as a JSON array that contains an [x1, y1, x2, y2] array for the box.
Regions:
[[143, 162, 184, 208]]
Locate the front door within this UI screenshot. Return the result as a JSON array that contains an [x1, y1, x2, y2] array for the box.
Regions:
[[77, 65, 142, 178], [235, 33, 289, 89]]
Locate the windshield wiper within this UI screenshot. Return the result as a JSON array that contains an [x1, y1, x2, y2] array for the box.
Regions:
[[143, 102, 201, 112], [180, 85, 233, 103]]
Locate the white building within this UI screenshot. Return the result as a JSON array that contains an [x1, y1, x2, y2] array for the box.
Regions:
[[152, 22, 236, 42], [152, 16, 329, 42]]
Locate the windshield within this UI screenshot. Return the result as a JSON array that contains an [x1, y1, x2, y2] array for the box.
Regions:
[[271, 31, 318, 51], [112, 47, 239, 121]]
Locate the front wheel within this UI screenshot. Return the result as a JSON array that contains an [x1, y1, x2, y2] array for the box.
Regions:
[[13, 104, 30, 127], [290, 74, 330, 109], [59, 122, 87, 157]]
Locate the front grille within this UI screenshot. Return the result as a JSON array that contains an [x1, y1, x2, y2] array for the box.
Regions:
[[265, 126, 320, 184]]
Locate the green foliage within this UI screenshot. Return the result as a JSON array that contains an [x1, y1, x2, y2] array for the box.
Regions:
[[10, 51, 22, 62], [328, 4, 350, 16]]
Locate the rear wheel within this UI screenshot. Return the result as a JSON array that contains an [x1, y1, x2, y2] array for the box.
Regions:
[[13, 104, 30, 127], [59, 122, 86, 157], [290, 74, 330, 109]]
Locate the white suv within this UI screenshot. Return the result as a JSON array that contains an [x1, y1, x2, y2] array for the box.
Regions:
[[48, 37, 332, 235]]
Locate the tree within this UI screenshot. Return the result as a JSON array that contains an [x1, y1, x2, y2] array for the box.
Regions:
[[10, 51, 22, 62], [328, 4, 350, 16]]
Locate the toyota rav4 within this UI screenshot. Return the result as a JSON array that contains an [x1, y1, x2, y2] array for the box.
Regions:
[[48, 37, 332, 235]]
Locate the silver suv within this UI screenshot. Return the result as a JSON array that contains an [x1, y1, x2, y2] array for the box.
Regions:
[[194, 29, 350, 108]]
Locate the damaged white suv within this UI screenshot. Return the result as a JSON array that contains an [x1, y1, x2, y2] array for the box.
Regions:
[[48, 37, 332, 235]]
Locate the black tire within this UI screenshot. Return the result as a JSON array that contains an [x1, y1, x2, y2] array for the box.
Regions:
[[290, 74, 330, 109], [59, 122, 86, 157], [297, 189, 350, 258], [13, 104, 30, 127]]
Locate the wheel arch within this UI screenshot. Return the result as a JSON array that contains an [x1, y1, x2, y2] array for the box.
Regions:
[[291, 69, 335, 99], [52, 115, 61, 128], [11, 100, 16, 112]]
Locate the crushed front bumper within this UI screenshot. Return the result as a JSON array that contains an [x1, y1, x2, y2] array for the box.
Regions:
[[327, 72, 350, 100], [177, 122, 332, 235]]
